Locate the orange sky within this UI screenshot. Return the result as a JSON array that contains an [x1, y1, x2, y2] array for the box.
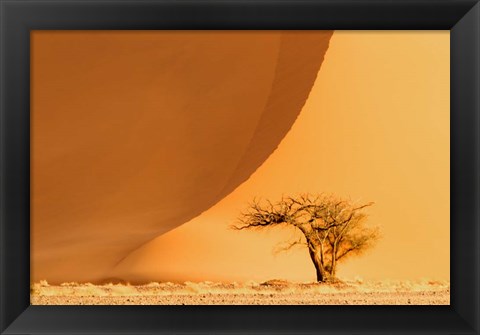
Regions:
[[32, 31, 449, 283]]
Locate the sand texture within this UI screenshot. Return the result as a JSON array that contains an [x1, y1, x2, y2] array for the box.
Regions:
[[31, 280, 449, 305]]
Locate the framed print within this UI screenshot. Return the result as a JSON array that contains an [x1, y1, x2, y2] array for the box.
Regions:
[[1, 0, 479, 334], [28, 29, 450, 306]]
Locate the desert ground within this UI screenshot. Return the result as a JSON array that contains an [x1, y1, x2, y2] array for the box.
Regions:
[[31, 279, 449, 305]]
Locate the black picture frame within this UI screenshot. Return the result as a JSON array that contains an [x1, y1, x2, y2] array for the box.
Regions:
[[1, 0, 478, 334]]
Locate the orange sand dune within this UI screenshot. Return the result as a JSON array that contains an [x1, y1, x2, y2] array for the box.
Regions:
[[31, 31, 332, 283], [111, 31, 450, 284]]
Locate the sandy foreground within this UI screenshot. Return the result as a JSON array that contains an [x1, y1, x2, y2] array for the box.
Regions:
[[31, 279, 449, 305]]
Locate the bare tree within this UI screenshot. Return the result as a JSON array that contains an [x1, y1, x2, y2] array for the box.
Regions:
[[233, 194, 380, 282]]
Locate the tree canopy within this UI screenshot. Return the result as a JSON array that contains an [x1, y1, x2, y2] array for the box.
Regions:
[[233, 194, 380, 282]]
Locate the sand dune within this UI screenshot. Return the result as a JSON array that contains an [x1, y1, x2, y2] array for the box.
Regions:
[[110, 32, 450, 284], [31, 31, 449, 286], [31, 31, 332, 283]]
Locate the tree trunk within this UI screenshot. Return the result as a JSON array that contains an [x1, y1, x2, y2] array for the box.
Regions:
[[308, 245, 328, 282], [331, 242, 337, 277]]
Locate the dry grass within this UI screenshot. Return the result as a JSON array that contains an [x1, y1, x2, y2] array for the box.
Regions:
[[31, 279, 449, 305]]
